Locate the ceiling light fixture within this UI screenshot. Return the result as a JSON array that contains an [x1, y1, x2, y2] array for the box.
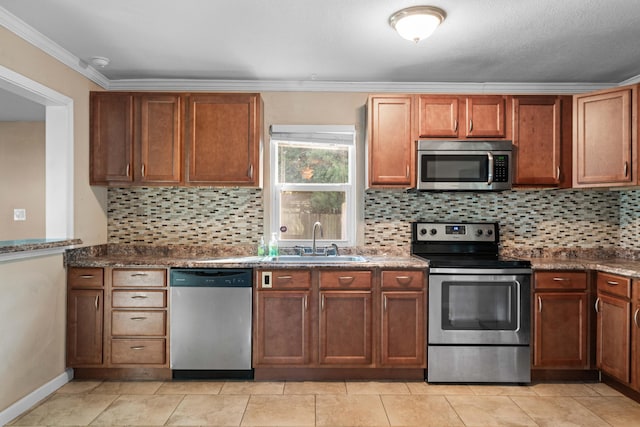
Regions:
[[89, 56, 110, 68], [389, 6, 446, 43]]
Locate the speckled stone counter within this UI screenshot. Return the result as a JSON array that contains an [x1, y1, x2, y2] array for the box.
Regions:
[[65, 244, 429, 269], [0, 238, 82, 255]]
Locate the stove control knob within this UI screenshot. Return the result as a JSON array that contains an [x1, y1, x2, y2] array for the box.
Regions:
[[476, 229, 483, 236], [429, 228, 437, 235], [486, 229, 493, 236]]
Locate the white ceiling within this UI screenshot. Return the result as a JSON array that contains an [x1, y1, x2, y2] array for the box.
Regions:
[[1, 0, 639, 87]]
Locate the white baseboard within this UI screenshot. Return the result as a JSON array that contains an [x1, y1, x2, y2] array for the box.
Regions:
[[0, 368, 73, 426]]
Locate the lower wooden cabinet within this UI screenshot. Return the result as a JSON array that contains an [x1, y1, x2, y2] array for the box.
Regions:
[[633, 281, 640, 391], [66, 267, 169, 373], [254, 268, 426, 374], [596, 272, 632, 384], [67, 289, 103, 366], [67, 268, 104, 366], [532, 271, 590, 370], [255, 290, 311, 365], [319, 291, 372, 365]]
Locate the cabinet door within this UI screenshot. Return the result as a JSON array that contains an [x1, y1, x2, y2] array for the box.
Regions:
[[186, 93, 260, 185], [418, 96, 459, 137], [574, 87, 634, 187], [138, 94, 182, 184], [90, 93, 134, 184], [67, 289, 103, 366], [596, 293, 631, 383], [254, 290, 311, 365], [381, 291, 425, 366], [533, 292, 588, 368], [368, 95, 414, 187], [512, 96, 562, 185], [633, 299, 640, 391], [319, 291, 372, 365], [465, 96, 506, 137]]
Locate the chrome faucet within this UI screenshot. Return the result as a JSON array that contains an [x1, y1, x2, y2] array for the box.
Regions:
[[312, 221, 323, 255]]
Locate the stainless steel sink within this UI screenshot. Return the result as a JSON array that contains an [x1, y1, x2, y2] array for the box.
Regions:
[[264, 255, 368, 263]]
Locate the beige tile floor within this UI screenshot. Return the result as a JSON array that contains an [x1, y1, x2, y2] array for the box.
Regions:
[[8, 380, 640, 426]]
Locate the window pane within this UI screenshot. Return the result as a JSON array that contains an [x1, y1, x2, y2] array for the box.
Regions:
[[277, 144, 348, 184], [279, 191, 345, 240]]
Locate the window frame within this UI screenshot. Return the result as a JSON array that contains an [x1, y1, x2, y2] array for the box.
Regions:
[[270, 125, 356, 247]]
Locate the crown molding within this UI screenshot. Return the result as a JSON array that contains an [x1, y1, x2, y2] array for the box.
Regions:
[[619, 73, 640, 86], [0, 6, 110, 88], [107, 78, 613, 94]]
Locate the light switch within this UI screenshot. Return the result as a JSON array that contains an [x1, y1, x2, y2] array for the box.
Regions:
[[13, 209, 26, 221]]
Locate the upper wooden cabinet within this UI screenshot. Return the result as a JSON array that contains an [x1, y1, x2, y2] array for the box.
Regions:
[[90, 91, 262, 187], [573, 85, 637, 187], [90, 93, 134, 184], [91, 92, 181, 185], [367, 95, 416, 188], [512, 96, 572, 187], [185, 93, 261, 186], [418, 95, 507, 139]]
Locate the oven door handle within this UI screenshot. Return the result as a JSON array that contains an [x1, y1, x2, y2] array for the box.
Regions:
[[514, 279, 521, 332], [487, 152, 494, 185]]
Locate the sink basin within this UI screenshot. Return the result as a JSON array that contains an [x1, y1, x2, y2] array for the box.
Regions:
[[265, 255, 368, 263]]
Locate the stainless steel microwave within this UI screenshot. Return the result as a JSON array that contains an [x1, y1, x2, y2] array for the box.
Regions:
[[416, 140, 513, 191]]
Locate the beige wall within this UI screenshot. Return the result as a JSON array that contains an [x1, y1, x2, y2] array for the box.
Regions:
[[0, 121, 46, 240], [0, 26, 105, 414]]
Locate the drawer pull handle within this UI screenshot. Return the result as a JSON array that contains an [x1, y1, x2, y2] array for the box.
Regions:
[[469, 119, 473, 132], [303, 295, 308, 311], [634, 308, 640, 328], [595, 297, 600, 313], [80, 274, 95, 279], [454, 120, 458, 132], [131, 295, 148, 299], [131, 273, 149, 277], [95, 295, 99, 310], [338, 276, 355, 285], [624, 161, 629, 177], [384, 295, 388, 311], [606, 281, 619, 286], [277, 275, 292, 280], [395, 276, 412, 286], [552, 277, 570, 281], [130, 346, 146, 350], [538, 296, 542, 312], [130, 317, 147, 321]]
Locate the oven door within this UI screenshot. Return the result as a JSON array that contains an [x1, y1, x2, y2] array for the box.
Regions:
[[428, 269, 530, 345]]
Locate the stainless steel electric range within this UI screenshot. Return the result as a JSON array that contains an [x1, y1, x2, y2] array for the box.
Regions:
[[411, 221, 532, 383]]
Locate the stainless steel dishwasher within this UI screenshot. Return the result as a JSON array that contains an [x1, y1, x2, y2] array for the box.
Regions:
[[170, 268, 253, 379]]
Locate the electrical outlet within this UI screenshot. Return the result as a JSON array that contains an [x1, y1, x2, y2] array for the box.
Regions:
[[13, 209, 26, 221], [261, 271, 272, 289]]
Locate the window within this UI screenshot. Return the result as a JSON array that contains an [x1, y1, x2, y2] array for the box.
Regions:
[[270, 125, 356, 247]]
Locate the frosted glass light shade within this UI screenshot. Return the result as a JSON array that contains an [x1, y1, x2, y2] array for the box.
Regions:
[[389, 6, 446, 43]]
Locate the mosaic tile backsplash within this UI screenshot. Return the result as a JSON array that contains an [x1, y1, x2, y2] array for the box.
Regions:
[[106, 186, 640, 253]]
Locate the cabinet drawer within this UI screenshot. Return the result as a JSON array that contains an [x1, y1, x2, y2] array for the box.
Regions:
[[110, 338, 165, 364], [112, 290, 167, 308], [597, 272, 631, 299], [319, 271, 372, 289], [111, 310, 166, 336], [68, 268, 104, 288], [381, 270, 425, 290], [534, 271, 587, 290], [112, 269, 166, 287], [260, 270, 312, 289]]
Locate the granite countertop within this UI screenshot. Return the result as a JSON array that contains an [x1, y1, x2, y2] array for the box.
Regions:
[[0, 238, 82, 255], [64, 244, 429, 269], [529, 257, 640, 278]]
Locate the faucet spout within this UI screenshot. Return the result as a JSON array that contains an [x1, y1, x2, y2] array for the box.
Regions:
[[312, 221, 323, 255]]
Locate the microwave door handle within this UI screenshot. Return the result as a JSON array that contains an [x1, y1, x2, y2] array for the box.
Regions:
[[486, 152, 494, 185]]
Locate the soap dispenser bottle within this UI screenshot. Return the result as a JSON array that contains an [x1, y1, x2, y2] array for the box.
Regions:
[[257, 236, 267, 256], [268, 232, 279, 256]]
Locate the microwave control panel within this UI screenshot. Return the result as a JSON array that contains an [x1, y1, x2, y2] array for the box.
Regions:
[[493, 155, 509, 182]]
